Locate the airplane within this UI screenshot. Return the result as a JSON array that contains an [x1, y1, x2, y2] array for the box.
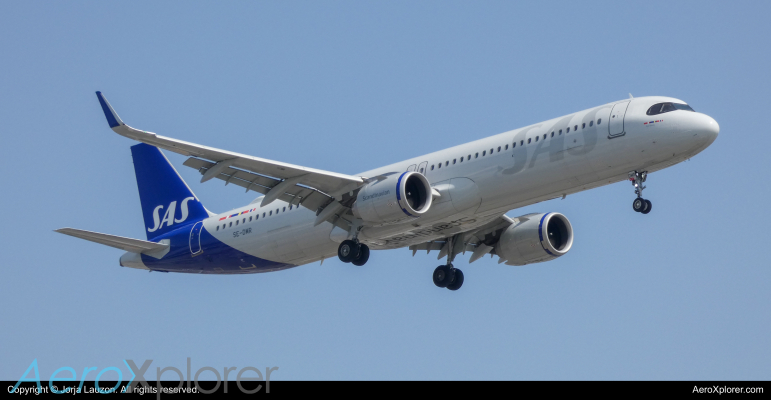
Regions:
[[56, 92, 719, 291]]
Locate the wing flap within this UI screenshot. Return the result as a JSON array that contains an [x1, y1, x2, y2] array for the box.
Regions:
[[183, 157, 333, 213]]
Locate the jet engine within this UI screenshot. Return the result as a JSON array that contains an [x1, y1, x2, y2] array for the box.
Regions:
[[494, 212, 573, 266], [352, 172, 433, 225]]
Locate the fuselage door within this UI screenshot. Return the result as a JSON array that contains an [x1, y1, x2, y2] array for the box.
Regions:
[[189, 221, 203, 256], [608, 101, 630, 138], [417, 161, 428, 175]]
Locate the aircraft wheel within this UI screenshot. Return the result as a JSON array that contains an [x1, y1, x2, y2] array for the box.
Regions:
[[632, 198, 646, 213], [338, 240, 360, 263], [641, 199, 652, 214], [351, 244, 370, 266], [433, 265, 455, 288], [446, 269, 464, 291]]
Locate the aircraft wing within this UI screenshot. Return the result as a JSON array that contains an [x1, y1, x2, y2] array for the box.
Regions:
[[408, 214, 519, 264], [96, 92, 365, 212]]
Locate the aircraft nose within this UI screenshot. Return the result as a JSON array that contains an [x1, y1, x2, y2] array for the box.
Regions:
[[703, 114, 720, 141]]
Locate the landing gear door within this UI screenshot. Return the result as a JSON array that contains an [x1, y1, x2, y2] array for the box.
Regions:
[[608, 101, 630, 138], [189, 221, 203, 256]]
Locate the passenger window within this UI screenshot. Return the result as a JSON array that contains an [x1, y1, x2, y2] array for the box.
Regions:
[[289, 205, 292, 210], [242, 218, 245, 223], [269, 211, 272, 216], [256, 215, 259, 220], [216, 226, 219, 231], [551, 131, 554, 137], [467, 154, 471, 160], [520, 140, 524, 145], [276, 208, 279, 214], [498, 146, 501, 152], [445, 161, 449, 166], [574, 125, 578, 131], [505, 144, 508, 150], [589, 120, 593, 127], [543, 134, 546, 140], [223, 224, 226, 229], [283, 207, 286, 212], [535, 136, 539, 142], [431, 165, 434, 170], [513, 142, 516, 148], [475, 153, 479, 158], [528, 138, 531, 144], [490, 148, 493, 154], [582, 123, 586, 129], [438, 163, 441, 168], [559, 129, 562, 135], [236, 220, 239, 225], [460, 156, 464, 162], [597, 118, 601, 124], [567, 127, 570, 133], [453, 159, 456, 164], [249, 216, 252, 221], [262, 213, 266, 218], [420, 168, 424, 173]]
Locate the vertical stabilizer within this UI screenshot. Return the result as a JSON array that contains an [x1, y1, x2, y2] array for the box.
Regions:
[[131, 143, 209, 240]]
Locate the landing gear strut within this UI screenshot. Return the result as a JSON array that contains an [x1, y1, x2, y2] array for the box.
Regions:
[[629, 171, 652, 214], [338, 240, 370, 265], [432, 235, 464, 291]]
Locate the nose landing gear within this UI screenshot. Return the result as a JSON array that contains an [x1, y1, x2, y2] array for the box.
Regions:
[[629, 171, 652, 214]]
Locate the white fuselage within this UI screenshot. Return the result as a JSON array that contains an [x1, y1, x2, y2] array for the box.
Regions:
[[203, 96, 718, 267]]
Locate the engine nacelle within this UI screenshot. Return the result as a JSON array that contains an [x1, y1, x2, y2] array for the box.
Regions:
[[494, 212, 573, 266], [352, 172, 432, 225]]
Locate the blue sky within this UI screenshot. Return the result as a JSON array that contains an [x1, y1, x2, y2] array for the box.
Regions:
[[1, 1, 769, 380]]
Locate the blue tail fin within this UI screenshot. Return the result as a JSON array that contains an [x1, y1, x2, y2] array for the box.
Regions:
[[131, 143, 209, 240]]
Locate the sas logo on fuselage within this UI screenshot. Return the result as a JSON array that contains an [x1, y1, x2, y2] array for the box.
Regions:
[[148, 197, 196, 232]]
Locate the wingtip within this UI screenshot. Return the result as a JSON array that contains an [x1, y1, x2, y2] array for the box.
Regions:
[[95, 91, 124, 128]]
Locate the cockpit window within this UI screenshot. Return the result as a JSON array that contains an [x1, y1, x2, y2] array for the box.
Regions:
[[647, 102, 695, 115]]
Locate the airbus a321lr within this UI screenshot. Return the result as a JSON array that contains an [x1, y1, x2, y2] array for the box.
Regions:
[[57, 92, 718, 291]]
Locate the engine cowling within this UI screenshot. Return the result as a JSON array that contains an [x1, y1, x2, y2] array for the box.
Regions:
[[494, 212, 573, 266], [352, 172, 432, 225]]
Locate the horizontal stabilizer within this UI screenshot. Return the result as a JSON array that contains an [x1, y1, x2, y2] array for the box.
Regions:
[[55, 228, 170, 256]]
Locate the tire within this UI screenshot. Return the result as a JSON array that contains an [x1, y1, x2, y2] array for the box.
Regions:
[[351, 244, 370, 266], [641, 199, 652, 214], [446, 269, 464, 291], [632, 198, 646, 212], [337, 240, 360, 263], [433, 265, 455, 288]]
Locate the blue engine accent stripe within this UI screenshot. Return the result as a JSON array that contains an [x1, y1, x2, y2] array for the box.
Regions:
[[538, 213, 554, 256], [396, 172, 414, 217], [96, 91, 121, 128]]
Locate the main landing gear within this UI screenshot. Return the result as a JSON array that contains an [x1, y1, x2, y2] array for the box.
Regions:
[[433, 264, 464, 291], [338, 240, 370, 266], [432, 236, 464, 291], [629, 171, 652, 214]]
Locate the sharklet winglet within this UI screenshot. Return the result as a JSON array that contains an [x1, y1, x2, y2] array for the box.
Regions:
[[96, 91, 124, 128]]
